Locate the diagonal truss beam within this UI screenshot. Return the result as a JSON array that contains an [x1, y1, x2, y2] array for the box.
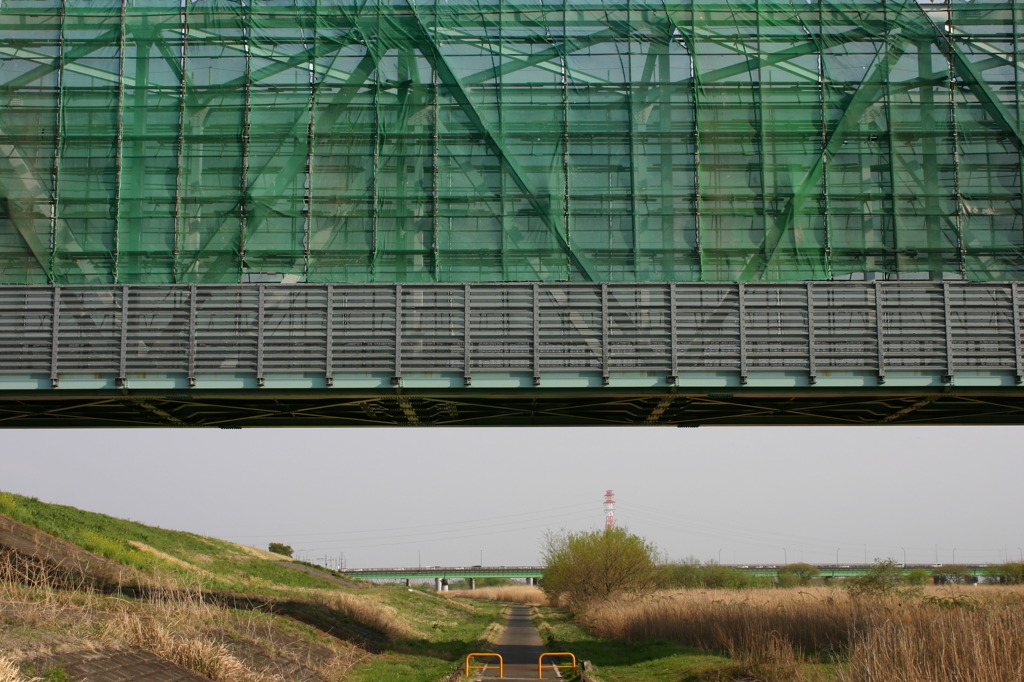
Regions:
[[408, 7, 596, 281], [930, 31, 1024, 153], [743, 24, 913, 280]]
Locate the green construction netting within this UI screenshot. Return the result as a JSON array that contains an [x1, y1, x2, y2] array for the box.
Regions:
[[1, 0, 1023, 284]]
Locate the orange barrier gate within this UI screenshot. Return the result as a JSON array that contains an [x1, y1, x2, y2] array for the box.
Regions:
[[465, 653, 503, 678], [538, 652, 577, 678]]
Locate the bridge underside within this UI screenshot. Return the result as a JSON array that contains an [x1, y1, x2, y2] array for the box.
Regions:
[[2, 387, 1024, 428], [1, 281, 1024, 427]]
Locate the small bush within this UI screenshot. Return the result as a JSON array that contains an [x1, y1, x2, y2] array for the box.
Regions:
[[777, 563, 820, 587], [661, 560, 765, 590], [844, 559, 920, 600], [267, 543, 293, 558], [541, 528, 660, 610], [984, 562, 1024, 585]]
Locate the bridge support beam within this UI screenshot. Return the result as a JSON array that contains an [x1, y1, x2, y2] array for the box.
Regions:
[[405, 578, 411, 587], [434, 577, 442, 592], [469, 577, 476, 590]]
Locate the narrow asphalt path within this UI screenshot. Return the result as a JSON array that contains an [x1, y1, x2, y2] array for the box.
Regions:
[[471, 605, 565, 679]]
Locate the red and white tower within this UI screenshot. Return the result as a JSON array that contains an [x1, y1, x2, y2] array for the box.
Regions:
[[604, 490, 616, 530]]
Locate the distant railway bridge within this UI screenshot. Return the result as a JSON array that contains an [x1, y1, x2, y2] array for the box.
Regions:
[[340, 563, 993, 590]]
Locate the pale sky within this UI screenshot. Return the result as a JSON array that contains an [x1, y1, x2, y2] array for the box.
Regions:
[[1, 425, 1021, 569]]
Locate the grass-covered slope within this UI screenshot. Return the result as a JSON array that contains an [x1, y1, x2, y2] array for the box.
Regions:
[[0, 491, 504, 682]]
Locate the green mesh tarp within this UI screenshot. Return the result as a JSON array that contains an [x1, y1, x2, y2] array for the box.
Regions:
[[1, 0, 1023, 284]]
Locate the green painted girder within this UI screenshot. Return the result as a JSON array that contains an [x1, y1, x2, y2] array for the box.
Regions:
[[341, 566, 544, 580]]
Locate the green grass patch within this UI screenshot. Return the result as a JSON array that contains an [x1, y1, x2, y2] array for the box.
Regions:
[[0, 492, 344, 592], [351, 590, 505, 679]]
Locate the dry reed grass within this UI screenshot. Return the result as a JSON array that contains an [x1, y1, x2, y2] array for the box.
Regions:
[[453, 585, 549, 605], [111, 612, 266, 681], [1, 553, 370, 681], [315, 591, 417, 641], [838, 604, 1024, 682], [580, 586, 1024, 681], [0, 656, 35, 682]]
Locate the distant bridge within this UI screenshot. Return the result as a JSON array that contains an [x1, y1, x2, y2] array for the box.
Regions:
[[342, 566, 544, 582], [340, 563, 993, 586]]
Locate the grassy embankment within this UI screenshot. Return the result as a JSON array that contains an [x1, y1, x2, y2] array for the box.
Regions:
[[0, 491, 504, 682]]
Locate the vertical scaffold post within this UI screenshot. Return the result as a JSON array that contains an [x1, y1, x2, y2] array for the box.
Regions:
[[256, 284, 265, 386], [325, 284, 334, 387], [737, 283, 748, 385], [533, 283, 541, 386], [942, 281, 954, 383], [1013, 281, 1023, 384], [393, 284, 402, 385], [875, 280, 886, 384], [187, 284, 197, 387], [806, 282, 816, 385], [668, 282, 679, 385], [463, 283, 472, 385], [49, 286, 61, 387], [117, 284, 129, 386], [601, 283, 610, 385]]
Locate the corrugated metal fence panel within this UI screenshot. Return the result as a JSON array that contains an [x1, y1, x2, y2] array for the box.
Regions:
[[0, 287, 53, 373], [538, 286, 603, 370], [330, 286, 396, 372], [126, 287, 190, 373], [744, 285, 809, 370], [812, 284, 878, 372], [879, 284, 948, 370], [949, 285, 1016, 371], [0, 282, 1022, 384], [193, 288, 259, 373], [468, 285, 533, 371], [57, 289, 122, 373], [675, 285, 741, 371], [264, 287, 329, 373], [400, 286, 465, 372], [608, 285, 672, 371]]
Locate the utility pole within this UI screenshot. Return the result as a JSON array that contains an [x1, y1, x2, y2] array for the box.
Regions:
[[604, 490, 616, 530]]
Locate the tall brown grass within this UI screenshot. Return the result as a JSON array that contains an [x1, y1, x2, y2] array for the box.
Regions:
[[839, 603, 1024, 682], [1, 555, 369, 681], [580, 586, 1024, 681], [316, 591, 417, 641], [0, 656, 34, 682], [452, 585, 548, 606]]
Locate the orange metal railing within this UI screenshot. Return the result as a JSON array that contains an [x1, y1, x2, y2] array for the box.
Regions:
[[465, 652, 503, 678], [538, 652, 576, 678]]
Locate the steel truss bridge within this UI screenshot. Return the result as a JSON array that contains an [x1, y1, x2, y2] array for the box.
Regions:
[[2, 280, 1024, 427]]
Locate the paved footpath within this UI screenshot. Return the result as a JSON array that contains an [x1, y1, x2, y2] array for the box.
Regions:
[[471, 605, 568, 679]]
